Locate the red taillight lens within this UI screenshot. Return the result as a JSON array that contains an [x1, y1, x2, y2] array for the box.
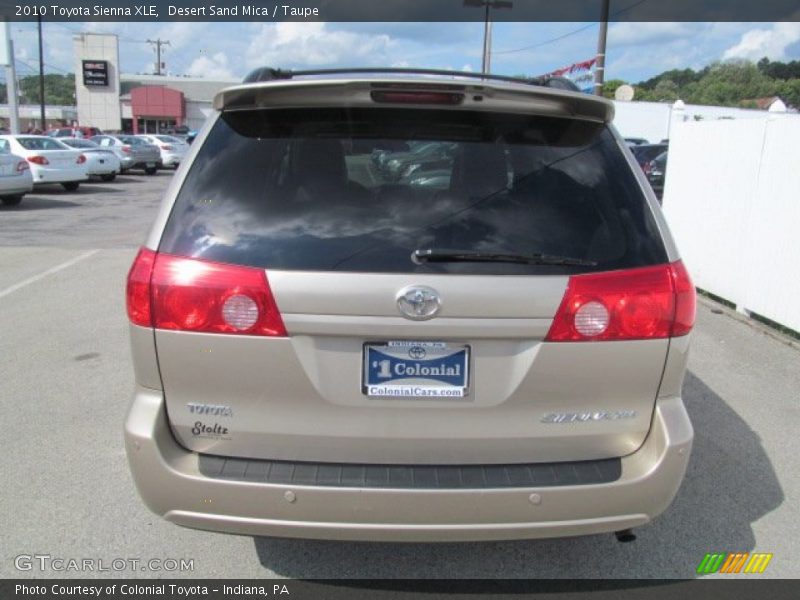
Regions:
[[670, 260, 696, 336], [122, 146, 132, 154], [160, 144, 173, 151], [28, 155, 49, 165], [128, 249, 286, 336], [77, 154, 86, 164], [126, 249, 287, 336], [16, 161, 29, 172], [545, 261, 695, 342], [371, 91, 464, 105], [126, 247, 156, 327]]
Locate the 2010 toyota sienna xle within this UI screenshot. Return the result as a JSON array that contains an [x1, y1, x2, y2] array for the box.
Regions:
[[124, 68, 696, 542]]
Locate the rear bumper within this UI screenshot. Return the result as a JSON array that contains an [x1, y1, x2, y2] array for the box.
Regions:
[[31, 165, 87, 184], [124, 389, 692, 542], [161, 153, 184, 166], [0, 173, 33, 195]]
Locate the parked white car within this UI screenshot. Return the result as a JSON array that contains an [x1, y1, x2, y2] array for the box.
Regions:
[[0, 135, 88, 191], [60, 138, 122, 182], [0, 147, 33, 206], [135, 134, 188, 169]]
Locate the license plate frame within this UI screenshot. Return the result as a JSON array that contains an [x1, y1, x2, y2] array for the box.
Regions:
[[362, 341, 471, 399]]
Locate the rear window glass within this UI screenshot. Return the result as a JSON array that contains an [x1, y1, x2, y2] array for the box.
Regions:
[[17, 137, 69, 151], [62, 139, 96, 148], [159, 108, 667, 275]]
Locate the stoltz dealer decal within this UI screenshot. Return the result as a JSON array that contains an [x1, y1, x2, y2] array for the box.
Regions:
[[191, 422, 230, 440]]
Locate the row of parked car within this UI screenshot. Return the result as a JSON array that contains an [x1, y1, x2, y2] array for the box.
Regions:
[[0, 133, 189, 207], [626, 140, 669, 199]]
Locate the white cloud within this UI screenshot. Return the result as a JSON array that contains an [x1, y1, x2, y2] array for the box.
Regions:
[[722, 22, 800, 61], [245, 22, 393, 69], [186, 52, 234, 79], [608, 22, 698, 47]]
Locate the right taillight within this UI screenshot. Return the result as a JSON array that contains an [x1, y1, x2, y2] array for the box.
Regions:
[[121, 146, 132, 154], [545, 261, 695, 342], [16, 161, 29, 172], [125, 248, 287, 337], [28, 155, 49, 165]]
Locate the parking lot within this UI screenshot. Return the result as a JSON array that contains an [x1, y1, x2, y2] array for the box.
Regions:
[[1, 173, 799, 579]]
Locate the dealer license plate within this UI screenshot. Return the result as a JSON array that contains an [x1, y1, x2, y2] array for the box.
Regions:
[[362, 341, 470, 398]]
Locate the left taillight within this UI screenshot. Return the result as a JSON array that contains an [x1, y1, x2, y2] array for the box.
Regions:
[[545, 261, 696, 342], [77, 154, 86, 164], [126, 247, 157, 327], [16, 161, 29, 172], [125, 248, 287, 337]]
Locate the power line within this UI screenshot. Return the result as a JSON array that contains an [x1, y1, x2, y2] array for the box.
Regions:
[[493, 0, 650, 56], [493, 22, 597, 55]]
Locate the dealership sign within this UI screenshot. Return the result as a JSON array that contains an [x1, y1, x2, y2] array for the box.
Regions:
[[82, 60, 109, 87]]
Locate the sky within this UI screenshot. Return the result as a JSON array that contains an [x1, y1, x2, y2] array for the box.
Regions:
[[4, 21, 800, 85]]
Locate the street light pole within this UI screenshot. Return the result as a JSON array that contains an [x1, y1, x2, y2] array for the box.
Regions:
[[593, 0, 610, 96], [37, 15, 46, 129], [465, 0, 513, 75]]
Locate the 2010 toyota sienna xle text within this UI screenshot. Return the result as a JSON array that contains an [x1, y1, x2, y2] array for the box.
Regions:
[[124, 68, 696, 542]]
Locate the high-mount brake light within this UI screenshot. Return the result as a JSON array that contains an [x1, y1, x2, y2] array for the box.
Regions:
[[545, 261, 696, 342], [370, 91, 464, 105], [125, 248, 287, 337]]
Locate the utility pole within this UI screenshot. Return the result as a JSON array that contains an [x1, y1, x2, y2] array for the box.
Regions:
[[37, 15, 46, 129], [464, 0, 513, 75], [3, 22, 20, 134], [147, 38, 170, 75], [593, 0, 610, 96]]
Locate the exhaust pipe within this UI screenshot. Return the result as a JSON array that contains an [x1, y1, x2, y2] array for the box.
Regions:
[[615, 529, 636, 543]]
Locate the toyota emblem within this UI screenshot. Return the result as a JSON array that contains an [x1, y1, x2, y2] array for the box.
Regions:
[[396, 285, 441, 321]]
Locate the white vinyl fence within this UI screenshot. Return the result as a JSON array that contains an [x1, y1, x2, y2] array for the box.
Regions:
[[662, 111, 800, 333]]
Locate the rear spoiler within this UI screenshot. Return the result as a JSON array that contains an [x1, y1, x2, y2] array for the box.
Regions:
[[213, 71, 614, 124]]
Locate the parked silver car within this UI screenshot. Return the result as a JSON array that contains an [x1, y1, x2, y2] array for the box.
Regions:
[[90, 134, 161, 174], [125, 69, 696, 542], [135, 134, 188, 169], [0, 146, 33, 206], [60, 138, 121, 182]]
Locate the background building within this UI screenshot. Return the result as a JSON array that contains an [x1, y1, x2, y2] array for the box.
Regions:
[[119, 73, 238, 133], [72, 33, 122, 131], [70, 32, 236, 133]]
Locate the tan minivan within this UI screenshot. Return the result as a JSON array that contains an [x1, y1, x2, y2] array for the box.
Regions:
[[124, 68, 695, 542]]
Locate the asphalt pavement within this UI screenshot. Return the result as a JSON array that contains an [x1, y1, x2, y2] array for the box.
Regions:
[[1, 174, 798, 579]]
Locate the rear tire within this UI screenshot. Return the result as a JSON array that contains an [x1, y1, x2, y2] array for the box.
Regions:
[[100, 173, 116, 182], [62, 182, 80, 192], [145, 166, 157, 175], [1, 194, 24, 206]]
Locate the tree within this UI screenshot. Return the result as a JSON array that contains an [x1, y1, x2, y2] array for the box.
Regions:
[[602, 79, 627, 99], [0, 73, 76, 105]]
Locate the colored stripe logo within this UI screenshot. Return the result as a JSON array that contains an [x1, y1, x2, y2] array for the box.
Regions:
[[697, 552, 773, 574]]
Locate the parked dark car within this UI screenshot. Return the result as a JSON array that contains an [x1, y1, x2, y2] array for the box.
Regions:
[[630, 143, 668, 170], [372, 141, 458, 181], [645, 151, 668, 199]]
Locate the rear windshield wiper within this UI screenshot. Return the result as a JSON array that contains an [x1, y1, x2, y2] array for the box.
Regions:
[[412, 248, 597, 267]]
